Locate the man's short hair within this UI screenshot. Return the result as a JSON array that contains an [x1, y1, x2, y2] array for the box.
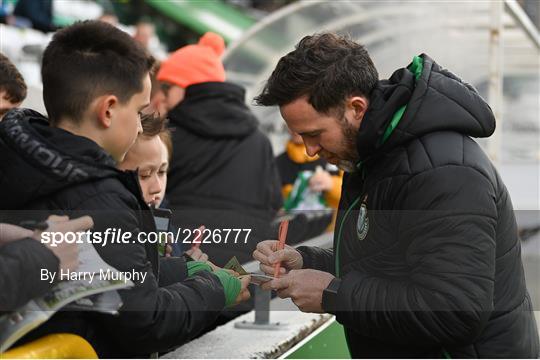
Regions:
[[255, 33, 379, 113], [0, 53, 27, 104], [41, 20, 155, 125]]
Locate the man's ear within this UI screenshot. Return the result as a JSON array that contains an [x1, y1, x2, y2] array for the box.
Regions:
[[347, 96, 369, 129], [96, 95, 119, 128]]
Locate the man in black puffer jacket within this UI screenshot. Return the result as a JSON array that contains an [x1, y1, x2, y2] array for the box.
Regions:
[[157, 32, 282, 266], [253, 33, 539, 358]]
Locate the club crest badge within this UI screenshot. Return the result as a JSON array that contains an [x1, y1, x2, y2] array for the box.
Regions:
[[356, 195, 369, 241]]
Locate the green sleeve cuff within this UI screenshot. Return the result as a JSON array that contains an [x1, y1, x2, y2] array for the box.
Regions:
[[213, 270, 241, 307], [186, 261, 213, 276]]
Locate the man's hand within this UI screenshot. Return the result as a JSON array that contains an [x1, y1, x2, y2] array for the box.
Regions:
[[234, 275, 251, 305], [253, 240, 303, 276], [34, 215, 94, 272], [309, 170, 333, 192], [263, 269, 334, 313]]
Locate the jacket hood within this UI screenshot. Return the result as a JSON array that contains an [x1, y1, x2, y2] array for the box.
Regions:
[[357, 54, 496, 161], [167, 82, 258, 139], [0, 108, 121, 209]]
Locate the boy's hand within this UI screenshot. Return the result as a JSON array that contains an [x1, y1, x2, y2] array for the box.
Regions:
[[0, 223, 34, 245], [253, 240, 303, 276], [213, 271, 250, 306], [234, 275, 251, 305], [165, 244, 173, 257], [34, 215, 94, 272], [185, 247, 209, 262], [164, 233, 173, 257], [205, 260, 238, 276]]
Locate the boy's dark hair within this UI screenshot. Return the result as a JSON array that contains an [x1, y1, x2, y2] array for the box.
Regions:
[[141, 112, 173, 162], [255, 33, 378, 114], [41, 20, 155, 125], [0, 53, 27, 103], [140, 112, 166, 137]]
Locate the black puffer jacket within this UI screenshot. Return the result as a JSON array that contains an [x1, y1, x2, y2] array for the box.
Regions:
[[298, 55, 539, 358], [0, 109, 226, 357], [166, 82, 282, 265]]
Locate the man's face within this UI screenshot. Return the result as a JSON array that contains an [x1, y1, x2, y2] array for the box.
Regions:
[[288, 128, 304, 145], [118, 135, 165, 206], [0, 91, 22, 121], [108, 74, 151, 162], [280, 96, 362, 172]]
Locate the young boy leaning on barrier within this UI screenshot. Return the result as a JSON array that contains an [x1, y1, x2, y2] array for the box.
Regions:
[[0, 20, 249, 357]]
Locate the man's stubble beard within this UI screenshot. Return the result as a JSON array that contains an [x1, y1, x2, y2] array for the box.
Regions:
[[336, 115, 360, 172]]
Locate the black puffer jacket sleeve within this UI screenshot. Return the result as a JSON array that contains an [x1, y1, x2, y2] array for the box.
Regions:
[[73, 191, 225, 355], [296, 246, 334, 274], [0, 238, 59, 311], [335, 166, 497, 347], [158, 256, 188, 287]]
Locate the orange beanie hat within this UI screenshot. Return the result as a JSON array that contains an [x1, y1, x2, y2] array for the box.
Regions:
[[157, 32, 226, 88]]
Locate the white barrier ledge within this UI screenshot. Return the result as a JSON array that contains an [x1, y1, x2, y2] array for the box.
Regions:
[[162, 301, 332, 359]]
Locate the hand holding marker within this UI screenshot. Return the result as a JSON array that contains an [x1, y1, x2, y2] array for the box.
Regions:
[[273, 220, 289, 278]]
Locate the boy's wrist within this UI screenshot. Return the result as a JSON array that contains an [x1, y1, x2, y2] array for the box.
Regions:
[[213, 270, 241, 307], [186, 261, 212, 276]]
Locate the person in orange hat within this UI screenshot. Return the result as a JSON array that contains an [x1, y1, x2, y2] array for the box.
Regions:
[[156, 32, 282, 267], [157, 32, 226, 112]]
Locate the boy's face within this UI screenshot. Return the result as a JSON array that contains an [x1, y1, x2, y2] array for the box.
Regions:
[[0, 91, 22, 121], [157, 138, 169, 206], [108, 74, 152, 161], [118, 135, 166, 206]]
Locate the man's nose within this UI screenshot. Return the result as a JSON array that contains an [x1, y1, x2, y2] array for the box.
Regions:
[[305, 142, 321, 157]]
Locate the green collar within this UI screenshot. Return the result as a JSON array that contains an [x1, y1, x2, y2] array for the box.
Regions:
[[380, 55, 423, 145], [355, 55, 424, 172]]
